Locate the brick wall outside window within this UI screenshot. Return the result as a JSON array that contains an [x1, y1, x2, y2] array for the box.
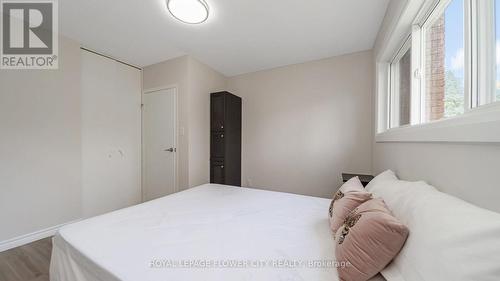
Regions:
[[425, 15, 445, 122]]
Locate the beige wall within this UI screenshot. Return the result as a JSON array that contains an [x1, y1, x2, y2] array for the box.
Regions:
[[0, 36, 82, 241], [228, 51, 374, 198], [142, 56, 227, 190], [372, 0, 500, 213], [187, 58, 227, 187]]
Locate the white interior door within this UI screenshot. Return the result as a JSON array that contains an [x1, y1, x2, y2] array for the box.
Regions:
[[142, 88, 177, 201]]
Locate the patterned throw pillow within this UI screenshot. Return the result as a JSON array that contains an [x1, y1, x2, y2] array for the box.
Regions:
[[329, 177, 372, 236], [335, 198, 409, 281]]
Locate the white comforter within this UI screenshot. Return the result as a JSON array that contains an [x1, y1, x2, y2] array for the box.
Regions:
[[50, 184, 385, 281]]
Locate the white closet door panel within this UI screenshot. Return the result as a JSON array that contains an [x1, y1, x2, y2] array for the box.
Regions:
[[81, 50, 141, 217]]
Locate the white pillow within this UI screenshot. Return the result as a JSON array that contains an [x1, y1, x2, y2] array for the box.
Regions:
[[341, 176, 366, 193], [369, 174, 500, 281], [365, 170, 398, 192]]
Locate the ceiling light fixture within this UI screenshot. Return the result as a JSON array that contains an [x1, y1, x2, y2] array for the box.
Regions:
[[166, 0, 209, 24]]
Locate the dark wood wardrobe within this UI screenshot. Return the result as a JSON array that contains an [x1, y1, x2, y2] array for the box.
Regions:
[[210, 91, 242, 186]]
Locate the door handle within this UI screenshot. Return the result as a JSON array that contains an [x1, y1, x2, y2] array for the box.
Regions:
[[164, 148, 175, 152]]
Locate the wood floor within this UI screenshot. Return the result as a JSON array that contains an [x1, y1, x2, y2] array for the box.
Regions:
[[0, 238, 52, 281]]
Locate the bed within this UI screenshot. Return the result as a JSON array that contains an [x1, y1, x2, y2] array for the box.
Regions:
[[50, 184, 386, 281]]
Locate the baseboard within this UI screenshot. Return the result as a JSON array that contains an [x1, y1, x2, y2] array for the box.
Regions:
[[0, 219, 80, 252]]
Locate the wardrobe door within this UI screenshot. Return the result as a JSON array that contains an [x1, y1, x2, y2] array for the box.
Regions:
[[211, 132, 225, 158], [211, 94, 225, 131], [210, 162, 225, 184]]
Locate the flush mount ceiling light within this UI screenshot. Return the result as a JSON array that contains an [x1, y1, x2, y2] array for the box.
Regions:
[[166, 0, 209, 24]]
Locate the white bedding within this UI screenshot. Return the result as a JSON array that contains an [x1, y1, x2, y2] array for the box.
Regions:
[[50, 184, 386, 281]]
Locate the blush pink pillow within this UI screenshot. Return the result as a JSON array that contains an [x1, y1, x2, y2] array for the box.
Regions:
[[329, 177, 372, 235], [335, 198, 409, 281]]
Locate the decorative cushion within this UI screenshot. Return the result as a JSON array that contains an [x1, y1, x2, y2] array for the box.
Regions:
[[368, 176, 500, 281], [329, 177, 372, 235], [335, 198, 409, 281]]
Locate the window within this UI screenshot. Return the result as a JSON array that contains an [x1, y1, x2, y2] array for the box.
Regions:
[[386, 0, 500, 131], [423, 0, 465, 122], [387, 0, 471, 129], [377, 0, 500, 142], [390, 38, 412, 128]]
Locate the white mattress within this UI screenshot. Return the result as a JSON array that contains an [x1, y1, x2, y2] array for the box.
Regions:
[[50, 184, 386, 281]]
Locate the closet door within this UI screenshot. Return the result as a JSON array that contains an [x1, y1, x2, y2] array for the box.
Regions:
[[81, 50, 141, 217]]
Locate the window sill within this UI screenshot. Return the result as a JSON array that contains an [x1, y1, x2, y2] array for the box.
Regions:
[[376, 102, 500, 143]]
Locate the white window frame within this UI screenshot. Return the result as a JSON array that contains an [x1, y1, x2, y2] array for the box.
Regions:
[[475, 0, 497, 106], [389, 35, 412, 128], [375, 0, 500, 143]]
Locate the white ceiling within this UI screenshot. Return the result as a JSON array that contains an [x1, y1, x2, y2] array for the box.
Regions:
[[59, 0, 390, 76]]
